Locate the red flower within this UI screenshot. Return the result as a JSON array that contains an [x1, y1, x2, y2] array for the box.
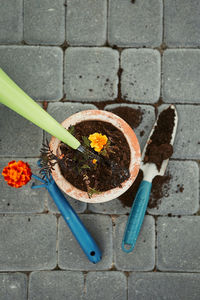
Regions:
[[2, 160, 32, 188]]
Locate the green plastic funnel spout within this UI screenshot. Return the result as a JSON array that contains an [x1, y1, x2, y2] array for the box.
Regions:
[[0, 68, 80, 150]]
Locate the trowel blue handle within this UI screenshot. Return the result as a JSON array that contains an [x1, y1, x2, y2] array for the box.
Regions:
[[122, 180, 152, 253], [47, 181, 102, 264]]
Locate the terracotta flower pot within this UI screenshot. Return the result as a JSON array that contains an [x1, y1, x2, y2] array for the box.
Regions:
[[50, 110, 141, 203]]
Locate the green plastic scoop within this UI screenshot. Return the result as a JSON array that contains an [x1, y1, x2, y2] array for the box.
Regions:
[[0, 68, 82, 151]]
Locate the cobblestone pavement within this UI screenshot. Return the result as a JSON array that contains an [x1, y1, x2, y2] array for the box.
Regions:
[[0, 0, 200, 299]]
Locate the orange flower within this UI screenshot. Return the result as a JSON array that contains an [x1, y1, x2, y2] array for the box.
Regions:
[[2, 160, 32, 188], [59, 154, 65, 160], [92, 159, 97, 164], [88, 133, 108, 152]]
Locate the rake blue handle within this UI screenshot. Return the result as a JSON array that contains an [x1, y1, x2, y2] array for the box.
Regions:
[[47, 181, 102, 263], [122, 180, 152, 253], [31, 162, 102, 264]]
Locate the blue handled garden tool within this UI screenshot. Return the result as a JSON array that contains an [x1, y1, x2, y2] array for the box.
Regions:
[[122, 105, 178, 253], [31, 160, 102, 264]]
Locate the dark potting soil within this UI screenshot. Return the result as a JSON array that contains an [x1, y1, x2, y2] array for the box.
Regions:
[[58, 120, 131, 194], [108, 106, 143, 129], [143, 106, 175, 171]]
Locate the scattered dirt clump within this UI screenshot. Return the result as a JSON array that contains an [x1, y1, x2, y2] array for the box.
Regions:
[[108, 106, 143, 129], [148, 174, 172, 209], [176, 184, 184, 193]]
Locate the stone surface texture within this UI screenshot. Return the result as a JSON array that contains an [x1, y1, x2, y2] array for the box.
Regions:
[[0, 105, 43, 157], [66, 0, 107, 46], [163, 50, 200, 103], [157, 217, 200, 272], [0, 1, 200, 298], [128, 272, 200, 300], [84, 272, 127, 300], [64, 47, 119, 101], [0, 273, 27, 300], [164, 0, 200, 47], [0, 0, 23, 44], [121, 49, 161, 103], [0, 46, 63, 100], [29, 271, 84, 300], [108, 0, 162, 47], [24, 0, 65, 45], [0, 215, 57, 271]]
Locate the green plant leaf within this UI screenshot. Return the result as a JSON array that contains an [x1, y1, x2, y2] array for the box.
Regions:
[[82, 136, 90, 147], [106, 140, 111, 147], [99, 149, 108, 157], [68, 126, 75, 135], [81, 164, 90, 169], [88, 188, 101, 198]]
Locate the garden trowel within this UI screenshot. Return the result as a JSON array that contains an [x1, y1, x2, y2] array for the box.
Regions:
[[122, 105, 178, 253]]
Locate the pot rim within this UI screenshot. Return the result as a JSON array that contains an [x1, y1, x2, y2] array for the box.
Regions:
[[49, 110, 141, 203]]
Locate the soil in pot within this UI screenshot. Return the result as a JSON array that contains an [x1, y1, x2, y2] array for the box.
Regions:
[[57, 120, 131, 197]]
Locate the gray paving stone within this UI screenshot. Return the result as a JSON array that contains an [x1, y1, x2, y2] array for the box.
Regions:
[[108, 0, 162, 47], [0, 273, 27, 300], [162, 50, 200, 103], [128, 272, 200, 300], [0, 158, 47, 213], [162, 104, 200, 159], [121, 49, 161, 103], [0, 46, 63, 100], [64, 47, 119, 101], [0, 104, 43, 157], [114, 216, 155, 271], [84, 272, 126, 300], [58, 214, 113, 270], [29, 271, 84, 300], [0, 0, 23, 44], [47, 102, 97, 124], [0, 215, 57, 271], [66, 0, 107, 46], [157, 216, 200, 271], [88, 198, 130, 215], [164, 0, 200, 47], [147, 160, 199, 215], [24, 0, 65, 45]]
